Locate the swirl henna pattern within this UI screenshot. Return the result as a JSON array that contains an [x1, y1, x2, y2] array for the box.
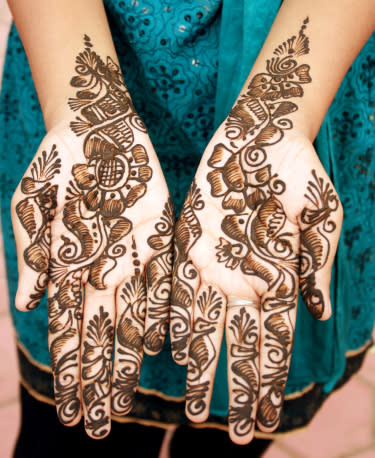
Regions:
[[171, 181, 204, 362], [15, 35, 173, 436]]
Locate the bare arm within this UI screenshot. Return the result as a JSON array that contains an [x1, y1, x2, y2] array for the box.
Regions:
[[7, 0, 120, 129], [240, 0, 375, 140]]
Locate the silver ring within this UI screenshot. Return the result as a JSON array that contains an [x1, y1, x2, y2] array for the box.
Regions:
[[227, 298, 260, 310]]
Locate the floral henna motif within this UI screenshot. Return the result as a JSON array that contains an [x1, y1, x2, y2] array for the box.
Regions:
[[16, 145, 61, 309], [186, 286, 225, 417], [228, 307, 259, 438], [82, 306, 114, 437], [171, 181, 204, 362], [145, 198, 175, 353]]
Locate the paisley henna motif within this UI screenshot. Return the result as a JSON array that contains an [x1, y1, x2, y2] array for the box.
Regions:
[[111, 243, 146, 416], [299, 170, 339, 318], [82, 306, 114, 437]]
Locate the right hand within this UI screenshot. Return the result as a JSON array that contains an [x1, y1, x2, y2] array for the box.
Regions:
[[11, 44, 174, 439]]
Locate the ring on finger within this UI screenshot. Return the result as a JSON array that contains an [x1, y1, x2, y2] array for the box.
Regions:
[[227, 298, 260, 310]]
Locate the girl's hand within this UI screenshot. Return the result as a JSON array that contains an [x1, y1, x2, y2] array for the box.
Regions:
[[11, 40, 174, 439], [170, 21, 342, 444]]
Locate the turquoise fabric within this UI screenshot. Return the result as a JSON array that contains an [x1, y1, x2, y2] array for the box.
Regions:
[[0, 0, 374, 420]]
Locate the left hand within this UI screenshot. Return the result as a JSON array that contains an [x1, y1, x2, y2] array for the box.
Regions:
[[170, 110, 342, 444]]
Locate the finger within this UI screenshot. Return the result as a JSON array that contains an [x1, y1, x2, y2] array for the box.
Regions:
[[81, 285, 115, 439], [185, 284, 226, 423], [144, 199, 174, 355], [111, 273, 146, 415], [257, 288, 298, 433], [170, 252, 200, 365], [226, 304, 260, 445], [11, 145, 61, 310], [170, 182, 203, 365], [144, 251, 172, 355], [47, 270, 84, 427], [299, 170, 343, 320]]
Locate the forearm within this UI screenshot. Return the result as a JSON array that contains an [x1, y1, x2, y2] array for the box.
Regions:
[[7, 0, 120, 130], [239, 0, 375, 141]]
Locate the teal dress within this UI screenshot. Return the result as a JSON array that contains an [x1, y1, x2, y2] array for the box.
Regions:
[[0, 0, 374, 434]]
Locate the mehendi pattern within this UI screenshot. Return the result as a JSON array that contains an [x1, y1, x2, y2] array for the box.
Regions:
[[227, 307, 259, 438], [16, 36, 157, 431], [205, 19, 340, 431], [171, 19, 341, 435]]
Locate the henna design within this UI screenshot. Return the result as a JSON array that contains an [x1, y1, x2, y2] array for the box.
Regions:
[[257, 295, 295, 428], [186, 286, 224, 416], [82, 305, 114, 437], [299, 170, 339, 318], [112, 239, 146, 415], [171, 181, 204, 361], [204, 20, 339, 430], [17, 36, 154, 428], [16, 145, 61, 309], [228, 307, 259, 437], [145, 198, 175, 353]]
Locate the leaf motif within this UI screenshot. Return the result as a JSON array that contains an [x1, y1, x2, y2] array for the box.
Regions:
[[207, 143, 233, 168], [125, 183, 146, 207], [301, 227, 324, 268], [70, 76, 88, 87], [189, 336, 209, 369], [62, 199, 95, 260], [232, 359, 258, 390], [108, 218, 132, 247], [254, 124, 280, 145], [16, 198, 39, 239], [88, 254, 116, 289], [117, 317, 143, 350], [24, 241, 49, 272], [271, 101, 298, 119]]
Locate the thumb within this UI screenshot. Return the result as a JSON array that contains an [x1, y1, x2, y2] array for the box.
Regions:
[[11, 145, 61, 311], [299, 170, 343, 321]]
